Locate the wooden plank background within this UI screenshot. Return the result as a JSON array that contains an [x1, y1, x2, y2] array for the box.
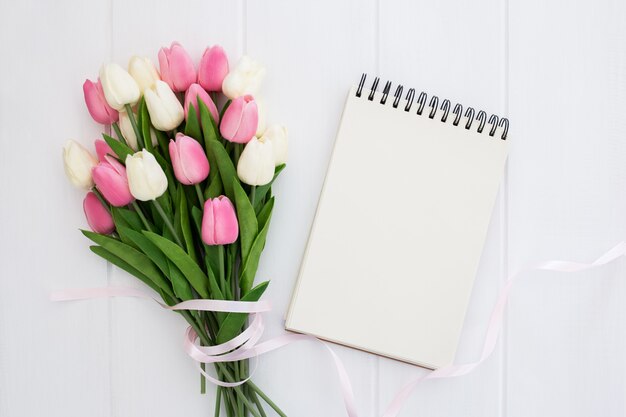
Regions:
[[0, 0, 624, 416]]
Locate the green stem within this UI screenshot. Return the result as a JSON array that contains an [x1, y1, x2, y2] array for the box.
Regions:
[[124, 104, 144, 149], [250, 390, 268, 417], [201, 363, 207, 394], [214, 385, 222, 417], [250, 186, 256, 207], [234, 143, 242, 166], [218, 245, 226, 294], [112, 122, 128, 146], [91, 187, 111, 213], [247, 381, 287, 417], [234, 362, 243, 417], [152, 198, 183, 247], [181, 301, 277, 417], [131, 201, 152, 232], [195, 183, 205, 206]]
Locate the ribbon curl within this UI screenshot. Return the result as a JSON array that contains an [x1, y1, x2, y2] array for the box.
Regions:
[[51, 241, 626, 417]]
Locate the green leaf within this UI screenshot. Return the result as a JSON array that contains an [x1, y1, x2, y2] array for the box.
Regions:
[[143, 231, 210, 298], [198, 98, 219, 143], [254, 164, 285, 212], [239, 202, 274, 294], [112, 207, 144, 231], [110, 210, 136, 248], [117, 226, 169, 278], [82, 230, 172, 295], [191, 206, 203, 235], [233, 179, 258, 264], [206, 266, 225, 323], [139, 97, 154, 153], [174, 185, 184, 243], [103, 133, 134, 162], [199, 99, 220, 183], [205, 139, 237, 200], [154, 129, 171, 163], [216, 281, 269, 344], [206, 173, 223, 199], [256, 197, 275, 232], [178, 186, 197, 262], [90, 245, 161, 294], [184, 105, 202, 142], [154, 152, 177, 199], [168, 259, 193, 300]]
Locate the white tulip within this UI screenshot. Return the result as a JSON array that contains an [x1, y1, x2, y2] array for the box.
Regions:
[[222, 56, 266, 100], [128, 56, 160, 92], [255, 98, 267, 138], [144, 80, 184, 131], [237, 136, 275, 186], [63, 140, 98, 189], [125, 150, 168, 201], [119, 110, 138, 150], [99, 63, 141, 111], [262, 124, 288, 165]]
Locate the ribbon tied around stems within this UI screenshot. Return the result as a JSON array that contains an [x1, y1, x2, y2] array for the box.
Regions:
[[51, 241, 626, 417]]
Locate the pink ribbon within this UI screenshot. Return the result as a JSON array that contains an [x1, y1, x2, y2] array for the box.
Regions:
[[51, 241, 626, 417]]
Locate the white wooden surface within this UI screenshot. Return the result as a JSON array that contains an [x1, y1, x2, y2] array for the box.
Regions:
[[1, 0, 625, 416]]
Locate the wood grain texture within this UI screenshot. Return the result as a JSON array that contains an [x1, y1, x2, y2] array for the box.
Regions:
[[0, 0, 624, 416], [377, 0, 506, 416], [507, 0, 626, 415]]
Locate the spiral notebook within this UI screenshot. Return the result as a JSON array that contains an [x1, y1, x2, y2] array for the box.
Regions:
[[286, 75, 509, 369]]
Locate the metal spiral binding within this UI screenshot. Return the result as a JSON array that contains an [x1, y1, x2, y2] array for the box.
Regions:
[[355, 73, 509, 140]]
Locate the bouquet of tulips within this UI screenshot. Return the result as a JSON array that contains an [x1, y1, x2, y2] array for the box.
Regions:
[[62, 42, 288, 417]]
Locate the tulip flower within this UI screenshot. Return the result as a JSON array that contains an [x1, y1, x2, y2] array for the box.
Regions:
[[63, 140, 98, 189], [169, 133, 210, 185], [99, 63, 141, 111], [92, 156, 134, 207], [83, 79, 119, 124], [144, 80, 185, 131], [184, 83, 219, 125], [198, 45, 229, 92], [262, 124, 288, 165], [125, 150, 168, 201], [201, 196, 239, 245], [128, 56, 160, 92], [222, 56, 265, 99], [119, 110, 139, 150], [220, 95, 258, 143], [158, 42, 196, 92], [83, 192, 115, 234], [94, 139, 116, 161], [236, 136, 275, 186]]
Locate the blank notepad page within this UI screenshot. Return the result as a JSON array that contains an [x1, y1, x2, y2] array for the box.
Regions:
[[286, 85, 508, 369]]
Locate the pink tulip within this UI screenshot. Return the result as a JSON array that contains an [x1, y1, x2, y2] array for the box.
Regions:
[[202, 196, 239, 245], [184, 83, 219, 125], [219, 95, 258, 143], [158, 42, 196, 92], [94, 139, 116, 161], [92, 156, 134, 207], [83, 192, 115, 234], [169, 133, 210, 185], [83, 79, 119, 124], [198, 45, 229, 92]]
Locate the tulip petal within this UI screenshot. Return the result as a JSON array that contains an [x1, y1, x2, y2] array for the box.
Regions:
[[83, 192, 115, 234], [201, 199, 216, 245]]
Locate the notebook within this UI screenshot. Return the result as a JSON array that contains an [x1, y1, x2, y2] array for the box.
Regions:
[[286, 75, 509, 369]]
